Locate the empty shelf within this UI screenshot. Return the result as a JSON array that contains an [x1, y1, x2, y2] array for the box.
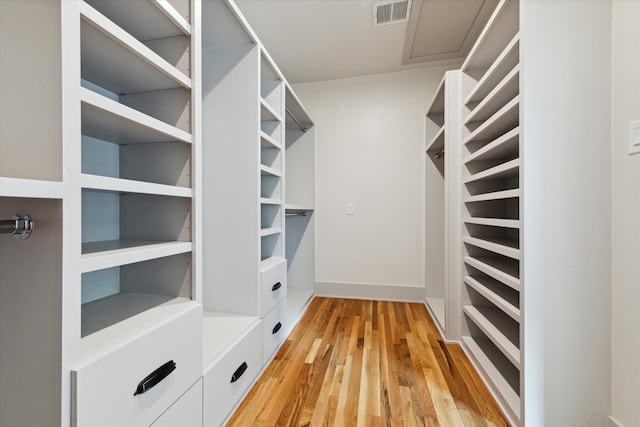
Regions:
[[463, 305, 520, 369], [426, 126, 445, 154], [463, 236, 520, 260], [464, 158, 520, 184], [260, 197, 281, 205], [260, 164, 282, 177], [285, 204, 315, 212], [426, 76, 445, 125], [81, 174, 191, 198], [81, 240, 192, 273], [465, 189, 521, 203], [466, 65, 520, 125], [464, 97, 519, 146], [464, 276, 520, 321], [465, 127, 519, 164], [260, 131, 282, 149], [0, 177, 64, 199], [464, 217, 520, 229], [260, 227, 282, 237], [464, 256, 520, 291], [261, 99, 282, 122]]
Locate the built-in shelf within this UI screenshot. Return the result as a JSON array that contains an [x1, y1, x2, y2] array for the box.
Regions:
[[465, 33, 520, 106], [464, 276, 520, 322], [426, 76, 445, 126], [461, 335, 520, 419], [466, 65, 520, 125], [464, 256, 520, 291], [463, 236, 520, 260], [81, 174, 191, 198], [464, 96, 519, 146], [465, 127, 519, 164], [260, 131, 282, 149], [81, 240, 192, 273], [285, 204, 314, 212], [426, 126, 445, 154], [260, 197, 281, 205], [463, 305, 520, 369], [259, 227, 281, 237], [464, 217, 519, 229], [261, 99, 282, 122], [80, 2, 190, 94], [0, 177, 64, 199], [465, 189, 521, 203], [84, 0, 191, 40], [464, 158, 520, 184], [260, 165, 282, 177], [81, 88, 191, 144]]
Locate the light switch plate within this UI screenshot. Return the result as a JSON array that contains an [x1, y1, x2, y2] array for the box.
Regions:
[[630, 119, 640, 155]]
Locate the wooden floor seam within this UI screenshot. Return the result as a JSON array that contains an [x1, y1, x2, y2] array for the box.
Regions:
[[227, 297, 509, 427]]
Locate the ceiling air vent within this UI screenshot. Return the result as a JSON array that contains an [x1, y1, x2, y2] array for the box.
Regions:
[[373, 0, 412, 26]]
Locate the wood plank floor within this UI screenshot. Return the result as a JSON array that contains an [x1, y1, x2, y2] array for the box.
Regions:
[[227, 298, 509, 426]]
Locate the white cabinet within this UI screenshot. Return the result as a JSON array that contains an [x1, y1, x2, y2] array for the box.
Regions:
[[151, 380, 203, 427]]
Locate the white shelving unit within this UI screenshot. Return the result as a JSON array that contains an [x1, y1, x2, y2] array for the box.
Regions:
[[1, 1, 202, 425], [424, 70, 464, 341], [459, 0, 521, 423]]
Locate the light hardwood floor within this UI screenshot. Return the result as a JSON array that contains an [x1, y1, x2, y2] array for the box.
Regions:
[[227, 298, 509, 426]]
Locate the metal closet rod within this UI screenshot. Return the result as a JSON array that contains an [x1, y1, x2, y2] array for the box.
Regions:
[[1, 215, 34, 240], [285, 211, 308, 217], [285, 107, 308, 133]]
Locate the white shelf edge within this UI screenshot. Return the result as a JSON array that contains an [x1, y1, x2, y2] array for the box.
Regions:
[[259, 227, 282, 237], [0, 177, 64, 199], [463, 305, 520, 369], [461, 336, 521, 421], [465, 33, 520, 106], [202, 312, 262, 368], [465, 127, 519, 164], [261, 98, 283, 122], [465, 64, 520, 125], [465, 188, 521, 203], [464, 158, 520, 184], [81, 174, 191, 198], [464, 276, 520, 322], [285, 204, 314, 212], [259, 164, 282, 177], [260, 197, 281, 205], [151, 0, 191, 36], [259, 256, 286, 272], [464, 217, 520, 229], [80, 1, 191, 90], [81, 240, 192, 273], [464, 256, 520, 292], [463, 236, 520, 260], [426, 126, 445, 153], [464, 96, 519, 145], [81, 87, 192, 144]]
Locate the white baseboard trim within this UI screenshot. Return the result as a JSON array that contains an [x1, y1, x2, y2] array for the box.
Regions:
[[608, 416, 625, 427], [315, 281, 424, 302]]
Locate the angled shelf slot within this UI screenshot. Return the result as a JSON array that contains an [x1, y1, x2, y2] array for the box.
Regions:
[[465, 275, 520, 322], [466, 33, 519, 106], [465, 188, 521, 203], [260, 164, 282, 177], [463, 305, 520, 369], [464, 236, 520, 260], [464, 255, 520, 291], [461, 336, 521, 420], [464, 158, 520, 184], [466, 65, 520, 125], [80, 2, 191, 94], [465, 127, 519, 164], [464, 217, 519, 229], [464, 96, 519, 146]]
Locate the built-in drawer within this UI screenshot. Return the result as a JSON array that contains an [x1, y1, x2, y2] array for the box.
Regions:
[[259, 258, 287, 316], [262, 298, 288, 364], [203, 319, 262, 427], [151, 379, 202, 427], [72, 303, 202, 427]]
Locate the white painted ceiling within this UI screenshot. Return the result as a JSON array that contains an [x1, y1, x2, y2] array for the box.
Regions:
[[234, 0, 498, 84]]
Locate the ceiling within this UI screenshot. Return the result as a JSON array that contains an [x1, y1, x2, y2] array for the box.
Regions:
[[234, 0, 498, 84]]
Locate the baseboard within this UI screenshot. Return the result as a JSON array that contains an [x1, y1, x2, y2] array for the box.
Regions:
[[608, 416, 625, 427], [315, 281, 424, 302]]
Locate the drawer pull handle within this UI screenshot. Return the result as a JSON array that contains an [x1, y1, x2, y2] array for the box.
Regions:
[[271, 282, 282, 292], [134, 360, 176, 396], [272, 322, 282, 334], [231, 362, 248, 383]]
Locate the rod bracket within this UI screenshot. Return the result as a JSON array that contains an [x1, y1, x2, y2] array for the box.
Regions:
[[0, 215, 34, 240]]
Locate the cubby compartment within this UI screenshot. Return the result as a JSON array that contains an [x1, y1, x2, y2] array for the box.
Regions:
[[261, 117, 283, 143], [261, 204, 282, 231], [261, 146, 282, 171], [260, 175, 282, 200], [261, 233, 283, 262], [81, 252, 192, 337], [464, 302, 520, 369], [464, 269, 520, 321], [465, 197, 519, 220], [260, 54, 283, 115]]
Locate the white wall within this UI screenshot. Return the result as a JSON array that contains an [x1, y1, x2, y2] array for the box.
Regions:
[[611, 2, 640, 426], [293, 67, 451, 301]]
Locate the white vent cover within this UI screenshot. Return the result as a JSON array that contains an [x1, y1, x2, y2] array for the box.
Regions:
[[373, 0, 412, 26]]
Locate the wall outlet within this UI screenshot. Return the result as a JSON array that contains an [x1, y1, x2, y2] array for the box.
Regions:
[[346, 203, 354, 215], [630, 119, 640, 155]]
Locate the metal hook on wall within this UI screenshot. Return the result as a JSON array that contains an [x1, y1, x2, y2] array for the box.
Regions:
[[0, 215, 34, 240]]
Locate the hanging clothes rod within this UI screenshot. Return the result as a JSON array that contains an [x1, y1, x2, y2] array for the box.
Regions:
[[1, 215, 34, 240], [434, 149, 445, 159], [285, 211, 307, 217], [285, 107, 308, 133]]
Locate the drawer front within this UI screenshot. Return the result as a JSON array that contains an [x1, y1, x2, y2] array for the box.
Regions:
[[72, 304, 202, 427], [151, 379, 202, 427], [262, 298, 288, 364], [203, 320, 262, 427], [259, 258, 287, 316]]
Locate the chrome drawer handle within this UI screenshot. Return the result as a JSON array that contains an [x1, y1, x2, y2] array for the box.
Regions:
[[231, 362, 248, 383], [134, 360, 176, 396], [272, 322, 282, 335], [271, 282, 282, 292]]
